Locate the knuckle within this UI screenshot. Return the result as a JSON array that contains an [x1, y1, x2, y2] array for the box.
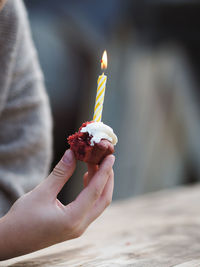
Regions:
[[52, 165, 65, 177], [105, 196, 112, 208], [69, 222, 84, 239], [65, 223, 77, 237], [65, 216, 83, 238], [103, 167, 110, 177], [73, 227, 84, 238], [93, 185, 101, 200]]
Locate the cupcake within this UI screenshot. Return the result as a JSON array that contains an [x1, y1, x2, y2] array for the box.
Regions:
[[68, 121, 118, 164]]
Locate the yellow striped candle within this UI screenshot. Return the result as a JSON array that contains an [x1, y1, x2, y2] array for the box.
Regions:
[[93, 50, 107, 122]]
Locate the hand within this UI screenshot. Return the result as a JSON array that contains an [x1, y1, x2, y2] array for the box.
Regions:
[[0, 150, 115, 260]]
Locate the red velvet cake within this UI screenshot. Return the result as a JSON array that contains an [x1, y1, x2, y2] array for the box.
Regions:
[[67, 121, 117, 164]]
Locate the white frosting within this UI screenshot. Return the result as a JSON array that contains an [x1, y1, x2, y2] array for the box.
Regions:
[[80, 122, 118, 146]]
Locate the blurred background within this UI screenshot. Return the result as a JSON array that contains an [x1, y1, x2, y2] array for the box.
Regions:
[[24, 0, 200, 203]]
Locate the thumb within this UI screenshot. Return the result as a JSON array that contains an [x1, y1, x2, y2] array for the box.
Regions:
[[40, 149, 76, 198]]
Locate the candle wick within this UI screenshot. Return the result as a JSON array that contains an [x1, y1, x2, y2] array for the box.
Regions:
[[102, 72, 104, 76]]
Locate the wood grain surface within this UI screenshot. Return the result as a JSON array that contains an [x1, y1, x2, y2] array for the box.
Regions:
[[1, 185, 200, 267]]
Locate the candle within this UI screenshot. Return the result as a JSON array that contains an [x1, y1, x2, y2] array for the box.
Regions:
[[93, 50, 108, 122]]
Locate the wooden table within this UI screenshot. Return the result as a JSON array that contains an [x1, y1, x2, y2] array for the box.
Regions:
[[1, 185, 200, 267]]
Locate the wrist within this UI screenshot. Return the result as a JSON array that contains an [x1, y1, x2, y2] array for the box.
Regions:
[[0, 209, 32, 260], [0, 213, 18, 260]]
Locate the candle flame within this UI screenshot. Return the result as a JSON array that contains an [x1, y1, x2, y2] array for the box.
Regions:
[[101, 50, 107, 70]]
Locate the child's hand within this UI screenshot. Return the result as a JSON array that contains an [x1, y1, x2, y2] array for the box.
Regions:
[[0, 150, 115, 260]]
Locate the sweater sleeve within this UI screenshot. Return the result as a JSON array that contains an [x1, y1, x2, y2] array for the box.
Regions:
[[0, 0, 53, 216]]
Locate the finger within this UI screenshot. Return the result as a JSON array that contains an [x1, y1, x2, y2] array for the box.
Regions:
[[83, 172, 88, 187], [101, 169, 114, 199], [87, 163, 98, 184], [69, 155, 115, 218], [83, 164, 98, 187], [39, 150, 76, 198], [87, 163, 98, 176], [84, 170, 114, 225]]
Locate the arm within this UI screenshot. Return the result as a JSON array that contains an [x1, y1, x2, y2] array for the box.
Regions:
[[0, 150, 115, 260]]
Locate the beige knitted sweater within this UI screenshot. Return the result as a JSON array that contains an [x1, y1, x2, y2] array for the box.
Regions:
[[0, 0, 52, 216]]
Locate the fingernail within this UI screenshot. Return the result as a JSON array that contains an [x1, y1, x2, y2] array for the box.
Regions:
[[62, 149, 74, 164]]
